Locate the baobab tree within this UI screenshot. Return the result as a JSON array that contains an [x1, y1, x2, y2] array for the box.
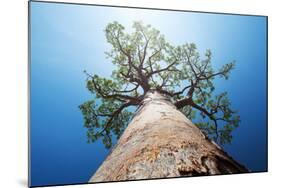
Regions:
[[79, 21, 247, 182]]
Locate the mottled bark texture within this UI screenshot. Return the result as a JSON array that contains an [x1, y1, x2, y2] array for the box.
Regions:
[[89, 91, 247, 182]]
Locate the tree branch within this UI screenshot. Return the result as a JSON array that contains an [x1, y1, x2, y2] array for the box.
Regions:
[[174, 97, 192, 109], [189, 100, 219, 140], [93, 101, 134, 138], [147, 59, 179, 78], [85, 71, 141, 103]]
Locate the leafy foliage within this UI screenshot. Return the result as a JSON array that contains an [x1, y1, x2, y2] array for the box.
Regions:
[[79, 21, 240, 148]]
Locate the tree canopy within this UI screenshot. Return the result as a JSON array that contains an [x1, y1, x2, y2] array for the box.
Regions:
[[79, 21, 240, 148]]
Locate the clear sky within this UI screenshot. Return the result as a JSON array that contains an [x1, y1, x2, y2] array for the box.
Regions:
[[30, 1, 267, 187]]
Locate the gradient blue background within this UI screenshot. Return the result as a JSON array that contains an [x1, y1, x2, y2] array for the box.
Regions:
[[30, 1, 267, 187]]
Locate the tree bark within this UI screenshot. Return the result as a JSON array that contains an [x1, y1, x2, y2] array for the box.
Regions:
[[89, 91, 248, 182]]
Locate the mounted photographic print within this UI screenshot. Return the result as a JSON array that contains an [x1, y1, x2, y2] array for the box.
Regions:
[[29, 0, 268, 187]]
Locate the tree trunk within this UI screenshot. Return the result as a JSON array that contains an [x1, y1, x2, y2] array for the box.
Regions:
[[89, 91, 248, 182]]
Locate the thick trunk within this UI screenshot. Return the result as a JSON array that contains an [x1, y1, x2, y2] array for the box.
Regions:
[[90, 91, 247, 182]]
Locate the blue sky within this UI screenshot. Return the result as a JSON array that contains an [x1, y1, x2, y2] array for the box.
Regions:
[[30, 1, 267, 187]]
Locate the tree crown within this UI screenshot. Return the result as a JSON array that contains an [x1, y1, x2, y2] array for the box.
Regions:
[[79, 21, 240, 148]]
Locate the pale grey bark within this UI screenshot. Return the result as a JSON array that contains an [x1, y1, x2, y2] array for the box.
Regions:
[[89, 91, 247, 182]]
